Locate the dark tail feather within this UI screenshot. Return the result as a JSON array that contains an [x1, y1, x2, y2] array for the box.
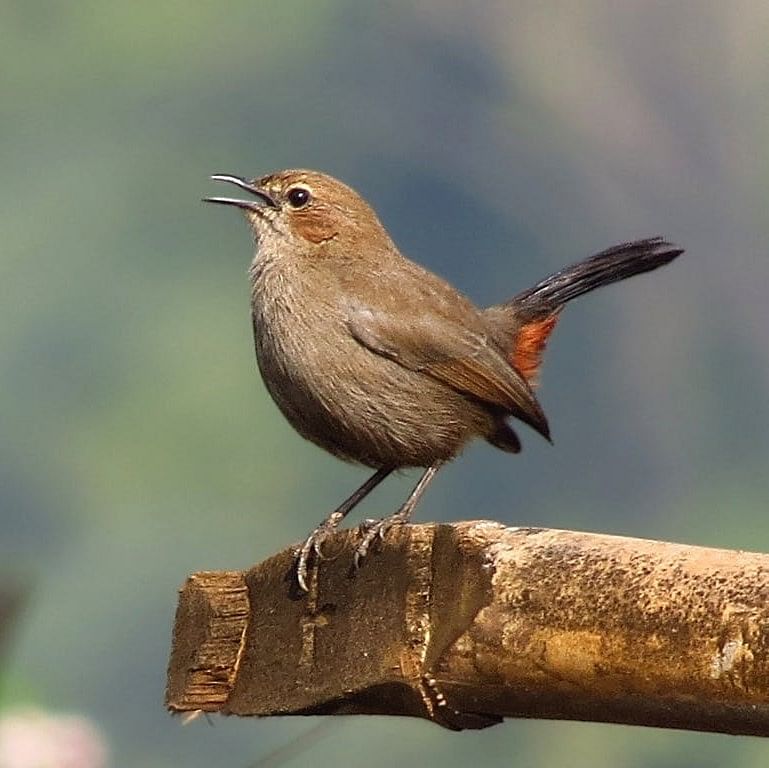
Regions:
[[510, 237, 683, 319], [488, 421, 522, 453]]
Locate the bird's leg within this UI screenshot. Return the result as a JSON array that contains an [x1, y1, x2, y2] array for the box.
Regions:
[[354, 461, 443, 568], [295, 466, 393, 592]]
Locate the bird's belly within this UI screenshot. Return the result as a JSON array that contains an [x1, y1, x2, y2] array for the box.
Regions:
[[254, 320, 490, 468]]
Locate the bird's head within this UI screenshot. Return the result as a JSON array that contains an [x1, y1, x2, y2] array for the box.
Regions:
[[205, 169, 391, 263]]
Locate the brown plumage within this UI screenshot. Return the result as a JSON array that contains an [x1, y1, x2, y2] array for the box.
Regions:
[[205, 169, 683, 590]]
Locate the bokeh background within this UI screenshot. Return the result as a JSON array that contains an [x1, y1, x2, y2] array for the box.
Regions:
[[2, 2, 769, 766]]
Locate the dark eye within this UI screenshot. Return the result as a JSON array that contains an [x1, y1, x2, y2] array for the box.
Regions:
[[286, 186, 311, 209]]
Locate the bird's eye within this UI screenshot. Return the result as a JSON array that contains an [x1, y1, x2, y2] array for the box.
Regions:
[[286, 186, 311, 209]]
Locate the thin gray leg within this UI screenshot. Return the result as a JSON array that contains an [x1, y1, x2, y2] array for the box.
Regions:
[[354, 461, 443, 567], [296, 466, 393, 591]]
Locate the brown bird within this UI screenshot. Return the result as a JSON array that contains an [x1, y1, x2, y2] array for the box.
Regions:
[[205, 170, 682, 590]]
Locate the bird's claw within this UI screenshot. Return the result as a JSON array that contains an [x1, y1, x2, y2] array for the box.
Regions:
[[357, 518, 378, 534], [353, 513, 407, 569], [294, 521, 338, 592]]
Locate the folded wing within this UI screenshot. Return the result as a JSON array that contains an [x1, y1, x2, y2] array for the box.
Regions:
[[347, 304, 550, 441]]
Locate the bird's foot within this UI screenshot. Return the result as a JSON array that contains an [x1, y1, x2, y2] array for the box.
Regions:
[[354, 509, 410, 568], [295, 518, 340, 592]]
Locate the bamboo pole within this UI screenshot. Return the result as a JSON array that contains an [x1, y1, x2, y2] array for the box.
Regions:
[[166, 522, 769, 733]]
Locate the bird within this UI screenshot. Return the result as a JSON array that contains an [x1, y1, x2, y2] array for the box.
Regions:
[[204, 169, 683, 591]]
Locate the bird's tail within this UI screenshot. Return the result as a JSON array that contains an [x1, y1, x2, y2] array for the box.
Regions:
[[509, 237, 683, 319], [484, 237, 683, 382]]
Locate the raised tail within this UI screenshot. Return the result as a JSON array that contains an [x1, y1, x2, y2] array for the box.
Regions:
[[509, 237, 683, 319], [484, 237, 683, 382]]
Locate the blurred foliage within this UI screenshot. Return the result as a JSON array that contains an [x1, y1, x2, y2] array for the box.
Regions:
[[1, 1, 768, 766]]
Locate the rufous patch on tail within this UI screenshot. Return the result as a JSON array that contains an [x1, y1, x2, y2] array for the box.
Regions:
[[511, 313, 560, 384]]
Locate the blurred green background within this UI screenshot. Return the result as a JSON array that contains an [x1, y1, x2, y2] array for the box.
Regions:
[[2, 1, 769, 766]]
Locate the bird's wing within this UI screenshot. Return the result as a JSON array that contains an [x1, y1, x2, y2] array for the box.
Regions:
[[346, 303, 550, 440]]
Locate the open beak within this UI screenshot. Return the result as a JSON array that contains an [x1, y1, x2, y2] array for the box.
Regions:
[[203, 174, 278, 211]]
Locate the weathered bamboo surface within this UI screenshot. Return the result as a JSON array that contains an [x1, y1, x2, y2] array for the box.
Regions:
[[166, 522, 769, 733]]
